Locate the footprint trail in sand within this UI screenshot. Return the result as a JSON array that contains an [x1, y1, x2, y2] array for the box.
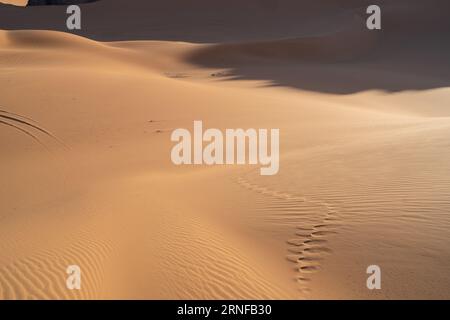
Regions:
[[237, 176, 341, 295]]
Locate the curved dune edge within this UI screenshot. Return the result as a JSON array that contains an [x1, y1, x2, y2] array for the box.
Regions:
[[0, 30, 172, 75], [0, 28, 303, 300], [184, 15, 380, 65], [1, 19, 378, 68]]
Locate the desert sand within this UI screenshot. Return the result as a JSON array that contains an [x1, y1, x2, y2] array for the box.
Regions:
[[0, 0, 450, 299], [0, 1, 26, 5]]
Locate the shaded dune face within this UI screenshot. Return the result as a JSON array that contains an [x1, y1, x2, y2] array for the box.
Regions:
[[27, 0, 97, 5], [1, 1, 449, 47], [186, 14, 379, 64]]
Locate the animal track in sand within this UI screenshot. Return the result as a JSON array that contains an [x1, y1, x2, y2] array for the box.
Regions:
[[236, 176, 342, 295]]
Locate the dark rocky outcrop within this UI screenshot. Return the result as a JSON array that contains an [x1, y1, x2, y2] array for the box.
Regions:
[[27, 0, 97, 5]]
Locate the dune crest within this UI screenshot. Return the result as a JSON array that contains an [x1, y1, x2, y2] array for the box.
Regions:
[[187, 14, 379, 65]]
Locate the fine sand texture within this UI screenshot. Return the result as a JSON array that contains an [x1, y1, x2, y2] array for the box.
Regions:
[[1, 0, 450, 299]]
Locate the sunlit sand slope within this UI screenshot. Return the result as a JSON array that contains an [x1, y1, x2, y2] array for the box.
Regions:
[[1, 0, 450, 299]]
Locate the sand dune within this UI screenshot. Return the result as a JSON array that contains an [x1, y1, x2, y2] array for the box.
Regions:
[[1, 1, 450, 299]]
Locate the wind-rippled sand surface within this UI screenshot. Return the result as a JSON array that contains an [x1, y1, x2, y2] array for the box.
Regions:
[[1, 0, 450, 299]]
